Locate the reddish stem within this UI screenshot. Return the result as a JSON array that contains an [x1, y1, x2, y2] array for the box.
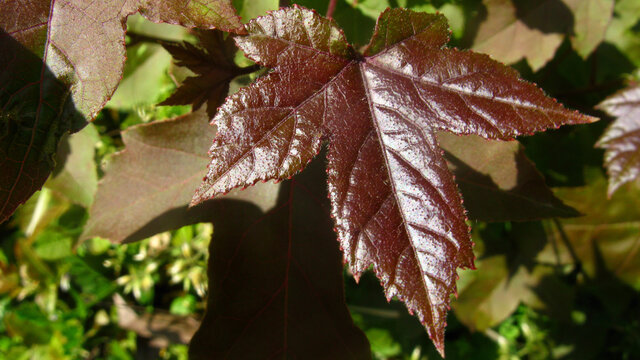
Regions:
[[326, 0, 337, 19]]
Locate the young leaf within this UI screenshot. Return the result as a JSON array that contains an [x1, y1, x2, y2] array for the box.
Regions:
[[0, 0, 243, 224], [596, 83, 640, 196], [438, 133, 579, 221], [161, 30, 249, 118], [191, 6, 596, 355], [82, 111, 279, 243], [190, 159, 371, 359]]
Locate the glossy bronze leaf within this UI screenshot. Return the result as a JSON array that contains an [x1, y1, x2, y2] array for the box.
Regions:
[[0, 0, 243, 224], [596, 83, 640, 196], [192, 6, 596, 355]]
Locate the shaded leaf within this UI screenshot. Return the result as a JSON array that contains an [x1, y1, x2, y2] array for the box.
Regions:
[[473, 0, 612, 69], [190, 158, 371, 360], [454, 255, 530, 331], [192, 6, 595, 354], [0, 0, 243, 223], [46, 124, 99, 208], [438, 132, 579, 221], [596, 83, 640, 196], [454, 222, 564, 331], [82, 110, 279, 243], [539, 178, 640, 290], [161, 30, 247, 118]]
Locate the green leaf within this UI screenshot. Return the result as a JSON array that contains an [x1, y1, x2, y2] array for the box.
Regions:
[[539, 178, 640, 290], [33, 232, 72, 261], [170, 295, 197, 316], [45, 124, 99, 208], [569, 0, 615, 58]]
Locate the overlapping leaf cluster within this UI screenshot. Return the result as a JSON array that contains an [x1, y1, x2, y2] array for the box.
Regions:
[[4, 0, 640, 359]]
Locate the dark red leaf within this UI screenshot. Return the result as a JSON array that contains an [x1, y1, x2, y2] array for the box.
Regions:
[[191, 6, 596, 355], [190, 158, 371, 359], [0, 0, 243, 224], [596, 83, 640, 196], [161, 30, 246, 118]]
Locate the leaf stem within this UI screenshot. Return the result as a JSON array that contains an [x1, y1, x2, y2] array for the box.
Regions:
[[234, 64, 262, 76], [125, 31, 182, 48], [326, 0, 337, 19], [552, 218, 586, 281]]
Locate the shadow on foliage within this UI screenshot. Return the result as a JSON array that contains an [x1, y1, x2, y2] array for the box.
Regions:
[[531, 239, 640, 359], [189, 156, 372, 359], [0, 28, 85, 223]]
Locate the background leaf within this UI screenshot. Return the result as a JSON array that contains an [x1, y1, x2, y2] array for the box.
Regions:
[[190, 158, 372, 360], [0, 0, 243, 224], [45, 124, 99, 208], [438, 132, 579, 221], [82, 110, 279, 243], [569, 0, 614, 58]]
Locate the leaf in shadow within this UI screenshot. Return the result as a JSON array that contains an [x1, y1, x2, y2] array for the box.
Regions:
[[538, 177, 640, 290], [438, 132, 579, 222], [453, 222, 551, 331], [0, 28, 83, 224], [190, 157, 371, 359], [0, 0, 244, 223], [161, 30, 250, 119], [473, 0, 574, 70], [82, 110, 280, 243]]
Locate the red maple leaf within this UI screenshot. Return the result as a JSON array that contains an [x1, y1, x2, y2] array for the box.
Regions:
[[191, 6, 596, 355]]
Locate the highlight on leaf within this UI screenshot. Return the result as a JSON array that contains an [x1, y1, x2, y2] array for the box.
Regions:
[[596, 83, 640, 196], [190, 5, 596, 355]]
